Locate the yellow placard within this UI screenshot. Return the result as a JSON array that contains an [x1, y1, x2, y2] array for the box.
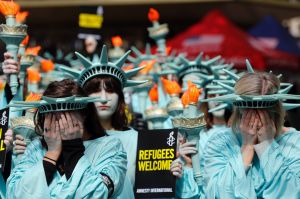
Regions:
[[79, 13, 103, 29]]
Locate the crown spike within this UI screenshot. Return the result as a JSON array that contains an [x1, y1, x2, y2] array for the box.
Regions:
[[201, 94, 238, 102], [125, 80, 148, 87], [44, 52, 54, 60], [216, 81, 235, 92], [245, 59, 255, 73], [277, 74, 282, 79], [222, 69, 240, 80], [208, 103, 228, 113], [207, 89, 229, 95], [115, 50, 131, 68], [131, 46, 142, 57], [194, 52, 203, 64], [99, 45, 108, 64], [274, 94, 300, 100], [204, 55, 221, 66], [279, 84, 293, 94], [125, 66, 146, 77], [179, 55, 190, 66], [282, 103, 300, 110], [211, 64, 228, 71], [145, 43, 151, 55], [75, 52, 93, 68], [55, 64, 81, 78]]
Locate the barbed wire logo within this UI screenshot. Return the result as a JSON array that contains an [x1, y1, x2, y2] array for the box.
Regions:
[[0, 111, 7, 126], [167, 131, 175, 146]]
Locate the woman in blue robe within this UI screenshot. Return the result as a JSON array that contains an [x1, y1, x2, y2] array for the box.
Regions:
[[6, 79, 127, 198], [203, 72, 300, 198]]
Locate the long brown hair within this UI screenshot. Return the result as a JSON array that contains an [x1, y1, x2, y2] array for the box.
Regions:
[[231, 72, 285, 136], [83, 75, 128, 130], [34, 79, 106, 138]]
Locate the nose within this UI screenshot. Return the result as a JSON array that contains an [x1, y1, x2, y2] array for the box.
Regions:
[[100, 90, 108, 104]]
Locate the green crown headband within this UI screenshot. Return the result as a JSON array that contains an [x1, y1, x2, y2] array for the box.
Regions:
[[169, 52, 222, 79], [127, 43, 157, 67], [202, 59, 300, 110], [56, 45, 147, 88], [8, 96, 108, 113]]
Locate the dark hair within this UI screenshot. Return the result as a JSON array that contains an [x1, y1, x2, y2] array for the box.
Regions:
[[34, 79, 106, 138], [83, 75, 128, 130]]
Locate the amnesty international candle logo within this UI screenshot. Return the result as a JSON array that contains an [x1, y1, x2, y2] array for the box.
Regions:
[[0, 107, 9, 170], [0, 111, 7, 126], [167, 131, 175, 146], [135, 128, 178, 198]]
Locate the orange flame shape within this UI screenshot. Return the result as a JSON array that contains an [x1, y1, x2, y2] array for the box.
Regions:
[[112, 36, 123, 47], [161, 78, 181, 96], [187, 81, 202, 104], [0, 79, 5, 91], [21, 35, 29, 46], [16, 11, 29, 23], [139, 60, 155, 75], [25, 46, 41, 56], [41, 59, 55, 72], [181, 91, 189, 107], [25, 92, 42, 101], [122, 64, 134, 71], [27, 67, 41, 83], [149, 84, 158, 103], [0, 0, 20, 16], [148, 8, 159, 22], [166, 46, 172, 55]]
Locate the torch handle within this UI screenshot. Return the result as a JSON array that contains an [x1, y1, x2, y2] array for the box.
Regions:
[[138, 91, 148, 117], [6, 44, 19, 95], [187, 134, 202, 185], [152, 120, 164, 129]]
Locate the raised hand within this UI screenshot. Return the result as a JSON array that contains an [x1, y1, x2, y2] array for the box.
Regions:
[[240, 109, 260, 168], [58, 112, 83, 140], [4, 129, 13, 151], [240, 110, 259, 145], [44, 113, 62, 161], [178, 141, 197, 168], [257, 110, 276, 143], [170, 158, 183, 178], [2, 52, 20, 75], [13, 135, 27, 155]]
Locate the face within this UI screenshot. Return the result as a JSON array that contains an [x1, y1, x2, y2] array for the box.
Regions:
[[85, 36, 98, 54], [89, 80, 119, 120], [182, 73, 201, 88], [208, 101, 225, 118]]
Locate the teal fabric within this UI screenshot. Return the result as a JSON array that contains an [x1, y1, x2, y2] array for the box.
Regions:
[[106, 128, 137, 185], [178, 125, 229, 198], [6, 136, 127, 199], [175, 167, 199, 199], [0, 173, 5, 199], [203, 127, 300, 198]]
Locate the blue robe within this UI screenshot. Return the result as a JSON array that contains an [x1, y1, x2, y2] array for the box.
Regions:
[[6, 136, 127, 199], [107, 128, 199, 199], [178, 125, 229, 198], [204, 127, 300, 198], [0, 173, 5, 199]]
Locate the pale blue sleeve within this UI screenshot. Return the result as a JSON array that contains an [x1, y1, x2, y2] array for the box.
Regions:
[[0, 172, 6, 199], [203, 131, 256, 199], [6, 139, 50, 199], [57, 138, 127, 199], [175, 167, 200, 199], [254, 134, 300, 198]]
